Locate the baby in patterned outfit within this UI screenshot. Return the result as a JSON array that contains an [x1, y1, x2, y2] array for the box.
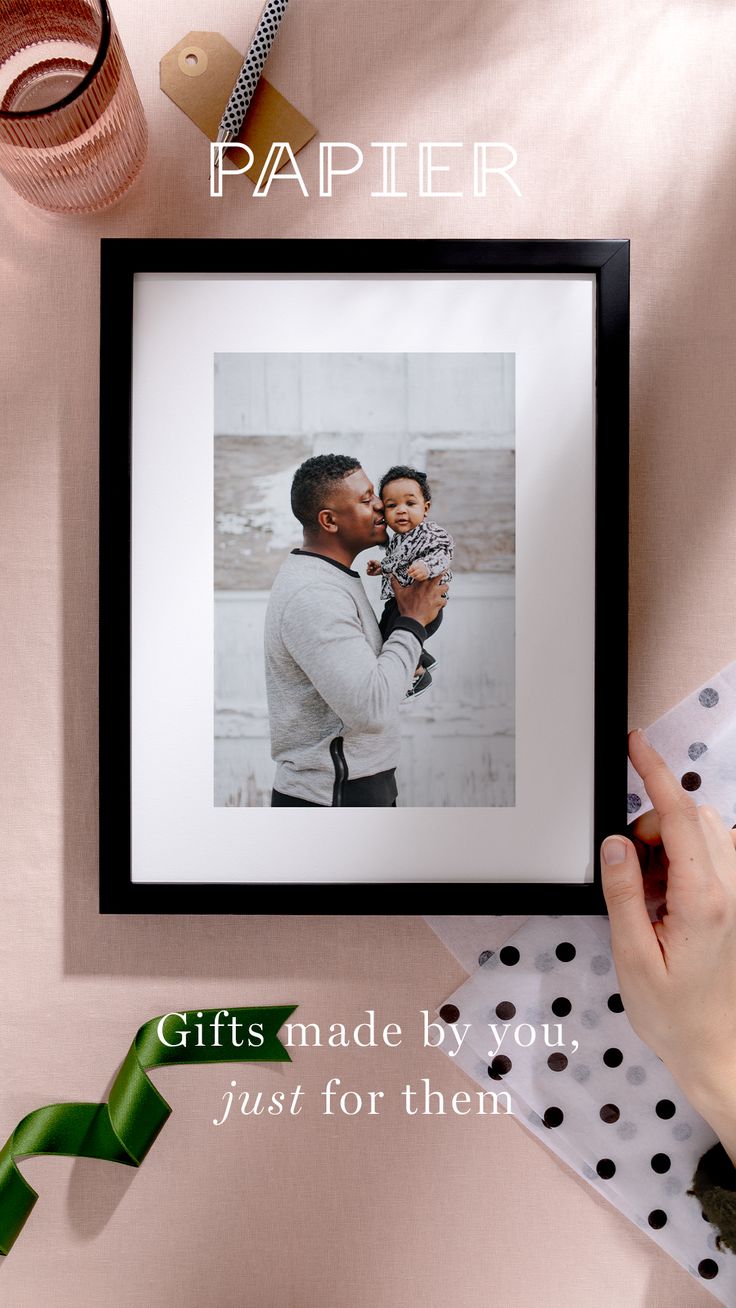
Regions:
[[366, 465, 454, 698]]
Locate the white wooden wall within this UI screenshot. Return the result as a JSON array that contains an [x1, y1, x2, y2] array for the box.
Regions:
[[215, 574, 514, 808]]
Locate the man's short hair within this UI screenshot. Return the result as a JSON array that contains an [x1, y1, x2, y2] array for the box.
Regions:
[[379, 464, 432, 502], [291, 454, 362, 529]]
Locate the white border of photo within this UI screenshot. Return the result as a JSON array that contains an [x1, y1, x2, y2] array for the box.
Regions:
[[130, 273, 595, 884]]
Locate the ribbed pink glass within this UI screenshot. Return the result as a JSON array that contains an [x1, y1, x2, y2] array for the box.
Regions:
[[0, 0, 147, 213]]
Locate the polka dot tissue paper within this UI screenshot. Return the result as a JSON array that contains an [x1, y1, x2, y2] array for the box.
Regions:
[[626, 662, 736, 824], [433, 914, 733, 1300]]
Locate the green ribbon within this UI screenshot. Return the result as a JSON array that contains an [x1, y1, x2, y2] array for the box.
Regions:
[[0, 1004, 296, 1256]]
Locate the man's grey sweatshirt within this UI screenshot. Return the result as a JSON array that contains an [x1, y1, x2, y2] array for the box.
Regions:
[[264, 551, 425, 805]]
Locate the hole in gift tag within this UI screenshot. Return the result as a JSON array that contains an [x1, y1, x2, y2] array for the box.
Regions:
[[177, 45, 209, 78]]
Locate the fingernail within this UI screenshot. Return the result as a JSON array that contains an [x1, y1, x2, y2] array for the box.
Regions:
[[601, 837, 628, 865], [630, 728, 649, 745]]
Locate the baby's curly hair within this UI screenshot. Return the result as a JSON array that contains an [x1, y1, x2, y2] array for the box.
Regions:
[[379, 465, 431, 502], [290, 454, 362, 528]]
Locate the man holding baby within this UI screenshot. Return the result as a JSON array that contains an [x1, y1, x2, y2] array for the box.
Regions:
[[263, 454, 448, 807]]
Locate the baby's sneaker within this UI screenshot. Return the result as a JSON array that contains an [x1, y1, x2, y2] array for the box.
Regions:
[[421, 651, 438, 672], [406, 669, 432, 699]]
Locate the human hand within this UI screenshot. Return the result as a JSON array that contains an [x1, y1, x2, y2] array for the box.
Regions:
[[407, 560, 430, 581], [366, 559, 382, 576], [601, 730, 736, 1159], [390, 573, 447, 628]]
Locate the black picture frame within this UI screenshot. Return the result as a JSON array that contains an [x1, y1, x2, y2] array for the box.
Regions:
[[99, 238, 629, 914]]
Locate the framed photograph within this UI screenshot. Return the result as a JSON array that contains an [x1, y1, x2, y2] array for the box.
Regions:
[[99, 239, 629, 913]]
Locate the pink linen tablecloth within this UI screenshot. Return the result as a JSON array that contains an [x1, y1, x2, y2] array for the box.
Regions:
[[1, 2, 735, 1304]]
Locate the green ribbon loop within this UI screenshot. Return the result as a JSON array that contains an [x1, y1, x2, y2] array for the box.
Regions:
[[0, 1004, 296, 1256]]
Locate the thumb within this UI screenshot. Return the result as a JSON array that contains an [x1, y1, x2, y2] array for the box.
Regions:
[[600, 836, 662, 977]]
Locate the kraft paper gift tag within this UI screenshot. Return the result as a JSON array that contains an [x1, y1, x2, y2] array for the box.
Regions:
[[160, 31, 316, 182]]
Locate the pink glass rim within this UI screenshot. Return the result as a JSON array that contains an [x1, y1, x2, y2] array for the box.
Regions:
[[0, 0, 112, 120]]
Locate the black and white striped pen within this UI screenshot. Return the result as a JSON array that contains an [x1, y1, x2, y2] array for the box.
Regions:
[[212, 0, 291, 188]]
